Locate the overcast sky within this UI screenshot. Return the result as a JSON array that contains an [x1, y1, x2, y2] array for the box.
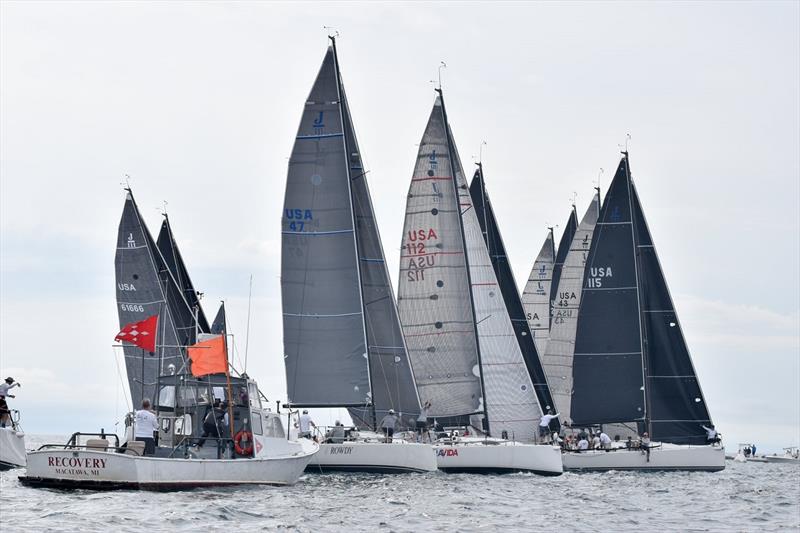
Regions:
[[1, 1, 798, 452]]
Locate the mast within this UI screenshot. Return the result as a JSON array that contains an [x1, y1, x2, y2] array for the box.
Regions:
[[437, 88, 490, 434], [330, 36, 376, 429]]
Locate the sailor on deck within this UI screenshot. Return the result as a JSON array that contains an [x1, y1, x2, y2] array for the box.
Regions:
[[298, 410, 316, 439], [702, 424, 720, 444], [538, 411, 560, 442], [0, 377, 20, 428], [599, 431, 612, 451], [379, 409, 399, 443], [134, 399, 159, 455]]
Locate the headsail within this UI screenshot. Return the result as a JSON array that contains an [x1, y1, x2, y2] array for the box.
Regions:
[[542, 191, 600, 424], [398, 95, 483, 419], [115, 190, 184, 408], [210, 301, 226, 335], [281, 45, 370, 408], [550, 207, 578, 328], [522, 229, 555, 356], [157, 215, 210, 338], [465, 164, 546, 439]]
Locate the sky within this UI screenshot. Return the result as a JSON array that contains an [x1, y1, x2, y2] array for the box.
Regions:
[[1, 1, 798, 452]]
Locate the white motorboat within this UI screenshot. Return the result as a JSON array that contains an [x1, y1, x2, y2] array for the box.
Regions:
[[562, 442, 725, 471], [20, 373, 318, 490], [727, 443, 768, 463], [0, 410, 26, 470], [434, 435, 562, 476], [306, 429, 436, 473], [764, 447, 800, 464]]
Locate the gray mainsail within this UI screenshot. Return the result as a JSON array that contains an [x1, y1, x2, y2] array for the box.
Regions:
[[522, 229, 555, 356], [210, 302, 226, 335], [282, 41, 420, 426], [550, 207, 578, 328], [571, 154, 713, 444], [157, 215, 210, 338], [115, 190, 184, 408], [542, 192, 600, 424], [397, 94, 483, 419]]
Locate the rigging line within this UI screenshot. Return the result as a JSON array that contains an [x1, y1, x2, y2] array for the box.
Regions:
[[112, 346, 132, 413], [244, 274, 253, 374]]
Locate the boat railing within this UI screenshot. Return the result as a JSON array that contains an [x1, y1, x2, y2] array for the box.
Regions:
[[36, 443, 141, 456]]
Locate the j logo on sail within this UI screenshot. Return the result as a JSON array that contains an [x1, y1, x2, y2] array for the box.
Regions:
[[127, 233, 136, 248], [312, 111, 325, 134]]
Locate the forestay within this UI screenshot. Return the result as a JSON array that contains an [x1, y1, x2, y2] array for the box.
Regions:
[[462, 166, 544, 440], [115, 191, 185, 408], [542, 192, 599, 424], [397, 95, 483, 419], [522, 229, 555, 356]]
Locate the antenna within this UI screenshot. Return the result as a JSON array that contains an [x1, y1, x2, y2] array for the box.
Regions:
[[121, 174, 131, 190], [437, 61, 447, 90], [244, 274, 253, 373], [323, 26, 339, 39], [479, 140, 487, 164], [570, 191, 578, 207], [595, 167, 604, 196], [619, 133, 632, 154]]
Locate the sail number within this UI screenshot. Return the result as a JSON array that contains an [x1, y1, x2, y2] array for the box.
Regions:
[[285, 209, 313, 232], [405, 228, 438, 282], [120, 304, 145, 312], [587, 267, 613, 288]]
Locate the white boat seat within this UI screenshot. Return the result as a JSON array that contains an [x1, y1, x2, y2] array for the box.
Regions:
[[125, 441, 146, 456], [86, 439, 109, 450]]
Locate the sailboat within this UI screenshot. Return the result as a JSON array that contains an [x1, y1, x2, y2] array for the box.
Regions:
[[0, 407, 26, 470], [541, 191, 600, 428], [550, 206, 578, 330], [21, 192, 317, 489], [397, 91, 562, 475], [561, 154, 725, 471], [280, 38, 436, 474], [521, 228, 555, 357], [469, 164, 558, 419]]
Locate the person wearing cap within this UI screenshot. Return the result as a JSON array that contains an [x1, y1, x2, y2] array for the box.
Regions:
[[379, 409, 399, 443], [0, 377, 20, 399], [298, 409, 316, 439], [538, 410, 560, 443], [592, 431, 601, 450]]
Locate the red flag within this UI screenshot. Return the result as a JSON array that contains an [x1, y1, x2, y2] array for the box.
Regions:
[[188, 334, 227, 377], [115, 315, 158, 353]]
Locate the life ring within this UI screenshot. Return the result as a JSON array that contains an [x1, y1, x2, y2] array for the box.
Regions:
[[234, 430, 253, 456]]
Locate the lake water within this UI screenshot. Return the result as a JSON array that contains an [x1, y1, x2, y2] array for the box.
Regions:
[[2, 435, 798, 532]]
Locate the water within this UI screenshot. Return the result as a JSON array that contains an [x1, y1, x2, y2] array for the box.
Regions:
[[2, 435, 798, 532]]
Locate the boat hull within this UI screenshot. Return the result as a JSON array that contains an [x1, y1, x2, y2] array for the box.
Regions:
[[306, 441, 437, 473], [434, 440, 563, 476], [0, 428, 26, 470], [563, 444, 726, 472], [19, 443, 318, 490]]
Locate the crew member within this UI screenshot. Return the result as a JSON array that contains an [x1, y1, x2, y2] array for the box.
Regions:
[[379, 409, 399, 443], [416, 401, 432, 443], [538, 410, 560, 442], [701, 424, 720, 444], [298, 410, 316, 439], [134, 399, 159, 455]]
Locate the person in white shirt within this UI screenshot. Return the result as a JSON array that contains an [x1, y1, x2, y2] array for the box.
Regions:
[[0, 377, 20, 399], [577, 438, 589, 450], [134, 399, 159, 455], [702, 424, 720, 444], [298, 410, 316, 439], [592, 433, 601, 450], [379, 409, 399, 443], [416, 401, 432, 443], [0, 377, 20, 428], [599, 431, 612, 450], [538, 411, 560, 442]]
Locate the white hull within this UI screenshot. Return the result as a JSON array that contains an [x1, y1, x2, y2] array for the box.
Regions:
[[308, 439, 437, 473], [19, 439, 318, 489], [563, 443, 726, 472], [434, 439, 563, 476], [0, 427, 26, 470], [764, 455, 800, 464]]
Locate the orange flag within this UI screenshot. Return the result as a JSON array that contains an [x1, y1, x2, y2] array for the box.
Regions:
[[188, 334, 227, 377]]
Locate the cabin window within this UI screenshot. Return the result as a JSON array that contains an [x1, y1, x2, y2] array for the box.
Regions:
[[177, 386, 199, 407], [251, 411, 263, 435], [158, 386, 176, 408], [263, 415, 286, 438], [248, 384, 261, 409]]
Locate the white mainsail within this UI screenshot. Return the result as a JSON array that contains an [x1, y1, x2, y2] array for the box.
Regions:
[[522, 229, 555, 357], [542, 192, 600, 424], [454, 147, 542, 441]]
